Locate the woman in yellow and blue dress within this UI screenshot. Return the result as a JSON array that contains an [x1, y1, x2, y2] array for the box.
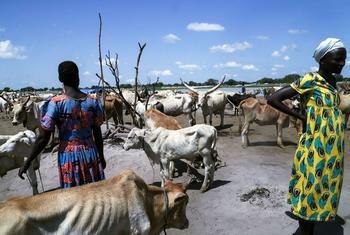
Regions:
[[268, 38, 347, 235]]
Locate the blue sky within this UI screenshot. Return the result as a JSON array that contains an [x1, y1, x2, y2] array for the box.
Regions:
[[1, 0, 350, 89]]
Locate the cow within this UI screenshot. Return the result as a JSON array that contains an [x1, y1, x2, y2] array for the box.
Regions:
[[144, 108, 182, 130], [11, 96, 46, 133], [182, 76, 227, 127], [227, 93, 256, 116], [339, 92, 350, 128], [123, 124, 218, 192], [0, 170, 189, 235], [103, 95, 124, 125], [0, 130, 40, 195], [0, 95, 12, 118], [239, 97, 303, 148], [147, 93, 196, 126]]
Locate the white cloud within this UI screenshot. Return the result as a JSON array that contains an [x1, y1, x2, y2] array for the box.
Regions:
[[148, 69, 173, 76], [288, 29, 308, 34], [0, 40, 27, 59], [214, 61, 258, 70], [272, 67, 277, 71], [346, 60, 350, 66], [283, 56, 290, 61], [257, 35, 269, 40], [83, 71, 90, 76], [178, 64, 202, 71], [214, 61, 241, 68], [272, 44, 296, 58], [242, 64, 258, 71], [163, 33, 180, 43], [187, 22, 225, 32], [274, 64, 285, 68], [272, 51, 280, 57], [0, 28, 5, 32], [310, 66, 318, 72], [175, 61, 182, 65], [210, 41, 252, 53]]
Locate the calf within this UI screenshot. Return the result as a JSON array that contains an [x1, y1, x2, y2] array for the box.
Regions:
[[103, 95, 124, 125], [123, 124, 218, 192], [0, 170, 189, 235], [0, 130, 40, 195], [239, 97, 302, 148]]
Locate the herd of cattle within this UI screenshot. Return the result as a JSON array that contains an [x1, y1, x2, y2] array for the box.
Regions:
[[1, 81, 350, 234]]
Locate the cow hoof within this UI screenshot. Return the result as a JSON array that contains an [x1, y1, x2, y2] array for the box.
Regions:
[[200, 186, 209, 193], [278, 144, 285, 149]]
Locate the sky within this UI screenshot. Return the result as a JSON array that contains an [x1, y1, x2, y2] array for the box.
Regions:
[[1, 0, 350, 89]]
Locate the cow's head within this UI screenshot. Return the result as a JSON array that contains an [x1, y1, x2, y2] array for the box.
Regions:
[[164, 180, 189, 230], [181, 76, 226, 110], [123, 128, 148, 150], [12, 96, 31, 126]]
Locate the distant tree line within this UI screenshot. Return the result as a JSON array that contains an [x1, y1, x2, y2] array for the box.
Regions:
[[2, 73, 350, 92]]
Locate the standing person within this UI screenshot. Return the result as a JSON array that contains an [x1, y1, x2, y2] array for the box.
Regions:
[[241, 82, 246, 94], [18, 61, 106, 188], [267, 38, 347, 235]]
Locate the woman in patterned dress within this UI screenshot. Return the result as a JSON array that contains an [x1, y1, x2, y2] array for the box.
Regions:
[[18, 61, 106, 188], [268, 38, 347, 235]]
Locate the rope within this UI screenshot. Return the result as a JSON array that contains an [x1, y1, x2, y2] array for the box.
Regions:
[[162, 184, 169, 235], [37, 169, 45, 192]]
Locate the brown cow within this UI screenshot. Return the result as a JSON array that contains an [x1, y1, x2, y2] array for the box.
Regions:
[[144, 108, 182, 130], [103, 95, 124, 125], [239, 97, 303, 148], [0, 170, 189, 235]]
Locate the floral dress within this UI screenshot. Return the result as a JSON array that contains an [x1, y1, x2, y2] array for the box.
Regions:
[[287, 72, 344, 221], [41, 94, 105, 188]]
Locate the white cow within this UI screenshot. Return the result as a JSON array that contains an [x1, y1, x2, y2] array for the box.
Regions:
[[0, 130, 40, 195], [182, 76, 227, 127], [12, 96, 46, 133], [123, 124, 218, 192]]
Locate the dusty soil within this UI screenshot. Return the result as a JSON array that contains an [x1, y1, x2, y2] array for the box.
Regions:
[[0, 110, 350, 235]]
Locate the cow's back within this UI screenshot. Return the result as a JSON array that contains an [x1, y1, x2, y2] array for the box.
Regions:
[[0, 170, 151, 235], [144, 109, 182, 130]]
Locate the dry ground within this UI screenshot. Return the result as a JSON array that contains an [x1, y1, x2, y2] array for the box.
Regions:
[[0, 110, 349, 235]]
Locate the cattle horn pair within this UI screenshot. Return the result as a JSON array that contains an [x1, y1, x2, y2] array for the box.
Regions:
[[181, 75, 226, 96]]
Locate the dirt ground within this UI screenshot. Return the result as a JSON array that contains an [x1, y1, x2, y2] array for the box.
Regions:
[[0, 110, 350, 235]]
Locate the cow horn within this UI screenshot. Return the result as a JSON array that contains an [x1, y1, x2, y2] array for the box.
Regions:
[[204, 75, 226, 96], [23, 96, 31, 106], [0, 94, 12, 106], [181, 78, 199, 94]]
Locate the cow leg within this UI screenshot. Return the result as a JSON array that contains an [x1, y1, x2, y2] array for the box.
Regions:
[[220, 111, 224, 127], [188, 112, 196, 126], [27, 164, 39, 195], [112, 115, 119, 126], [200, 152, 214, 192], [345, 114, 349, 129], [209, 112, 213, 126], [203, 113, 207, 124], [169, 160, 175, 178], [160, 159, 171, 187], [276, 123, 285, 148], [241, 121, 250, 148]]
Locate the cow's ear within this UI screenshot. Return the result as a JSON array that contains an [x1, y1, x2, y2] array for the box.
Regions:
[[174, 193, 188, 204]]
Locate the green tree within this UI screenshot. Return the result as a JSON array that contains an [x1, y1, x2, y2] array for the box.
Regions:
[[224, 79, 238, 85], [2, 87, 12, 92]]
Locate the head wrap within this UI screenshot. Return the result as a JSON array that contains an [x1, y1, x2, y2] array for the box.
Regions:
[[313, 38, 345, 63]]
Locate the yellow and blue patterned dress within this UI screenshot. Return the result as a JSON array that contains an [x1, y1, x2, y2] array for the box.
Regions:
[[287, 72, 344, 221]]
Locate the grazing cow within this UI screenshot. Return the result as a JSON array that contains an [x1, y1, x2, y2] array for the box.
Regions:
[[0, 170, 189, 235], [0, 130, 40, 195], [103, 95, 124, 125], [239, 97, 303, 148], [182, 76, 227, 127], [11, 96, 46, 133], [123, 124, 218, 192]]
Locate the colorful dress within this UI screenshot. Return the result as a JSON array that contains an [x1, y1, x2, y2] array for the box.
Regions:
[[40, 94, 105, 188], [287, 73, 344, 221]]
